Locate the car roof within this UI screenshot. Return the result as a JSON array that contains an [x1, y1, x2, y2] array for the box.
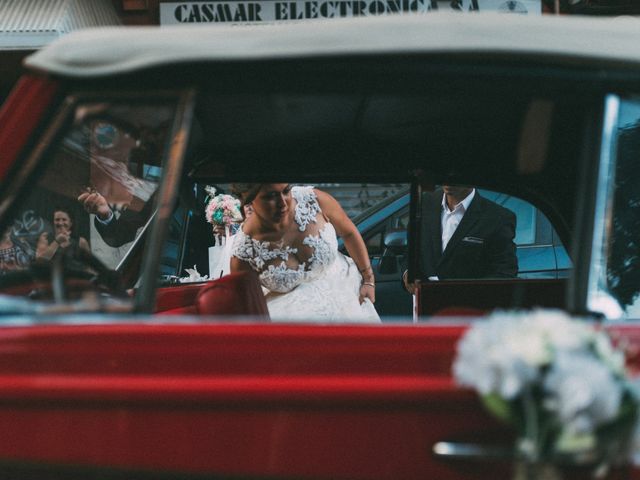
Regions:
[[24, 13, 640, 78]]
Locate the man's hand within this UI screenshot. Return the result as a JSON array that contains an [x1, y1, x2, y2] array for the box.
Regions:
[[402, 270, 416, 295], [78, 189, 112, 221]]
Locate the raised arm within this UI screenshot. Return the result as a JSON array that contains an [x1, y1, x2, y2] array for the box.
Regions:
[[36, 232, 58, 261], [315, 189, 375, 304]]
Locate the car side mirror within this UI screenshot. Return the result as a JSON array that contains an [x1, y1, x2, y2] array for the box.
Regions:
[[383, 230, 407, 252], [378, 230, 407, 275]]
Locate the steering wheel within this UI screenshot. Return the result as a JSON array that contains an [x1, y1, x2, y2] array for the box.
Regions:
[[48, 249, 127, 302], [0, 250, 127, 303]]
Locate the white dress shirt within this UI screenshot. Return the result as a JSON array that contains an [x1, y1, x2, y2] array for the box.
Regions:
[[441, 189, 475, 252]]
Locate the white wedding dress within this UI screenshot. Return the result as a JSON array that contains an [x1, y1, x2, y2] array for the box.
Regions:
[[231, 186, 380, 323]]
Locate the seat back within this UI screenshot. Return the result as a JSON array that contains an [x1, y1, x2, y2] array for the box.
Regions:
[[155, 282, 205, 314], [418, 278, 567, 317], [196, 271, 269, 318]]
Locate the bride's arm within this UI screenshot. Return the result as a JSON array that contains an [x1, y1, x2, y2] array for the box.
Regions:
[[230, 256, 254, 273], [315, 189, 375, 304]]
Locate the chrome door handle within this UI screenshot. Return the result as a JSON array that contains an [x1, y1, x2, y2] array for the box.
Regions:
[[432, 442, 514, 461]]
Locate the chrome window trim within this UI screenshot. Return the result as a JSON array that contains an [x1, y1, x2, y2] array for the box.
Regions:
[[587, 95, 624, 320], [516, 244, 554, 249], [134, 88, 196, 313]]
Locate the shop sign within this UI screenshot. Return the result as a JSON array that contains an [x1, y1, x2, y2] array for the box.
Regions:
[[160, 0, 540, 24]]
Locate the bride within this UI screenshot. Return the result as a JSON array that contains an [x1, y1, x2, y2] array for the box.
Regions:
[[230, 184, 380, 322]]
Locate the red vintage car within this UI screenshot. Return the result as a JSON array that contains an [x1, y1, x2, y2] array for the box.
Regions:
[[0, 12, 640, 480]]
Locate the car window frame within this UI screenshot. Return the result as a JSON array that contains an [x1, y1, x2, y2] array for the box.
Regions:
[[134, 88, 196, 313], [578, 94, 624, 319]]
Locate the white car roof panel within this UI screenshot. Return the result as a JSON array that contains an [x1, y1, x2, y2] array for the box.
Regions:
[[24, 13, 640, 78]]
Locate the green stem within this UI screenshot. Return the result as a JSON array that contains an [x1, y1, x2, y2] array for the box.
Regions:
[[522, 385, 540, 462]]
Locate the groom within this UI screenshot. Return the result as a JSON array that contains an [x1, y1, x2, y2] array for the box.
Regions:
[[403, 185, 518, 293]]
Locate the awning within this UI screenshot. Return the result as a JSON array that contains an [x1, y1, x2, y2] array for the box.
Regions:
[[0, 0, 121, 50]]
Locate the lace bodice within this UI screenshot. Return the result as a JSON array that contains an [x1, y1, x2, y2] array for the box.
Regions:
[[231, 186, 339, 293]]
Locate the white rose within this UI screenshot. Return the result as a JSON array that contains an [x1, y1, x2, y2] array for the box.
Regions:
[[544, 352, 622, 434]]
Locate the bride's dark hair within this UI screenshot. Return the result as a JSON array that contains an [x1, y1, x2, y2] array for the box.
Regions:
[[231, 184, 263, 217]]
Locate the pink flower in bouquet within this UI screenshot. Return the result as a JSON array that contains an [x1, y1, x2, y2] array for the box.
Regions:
[[204, 186, 242, 228]]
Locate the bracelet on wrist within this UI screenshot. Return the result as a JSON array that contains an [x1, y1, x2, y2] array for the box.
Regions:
[[361, 282, 375, 288]]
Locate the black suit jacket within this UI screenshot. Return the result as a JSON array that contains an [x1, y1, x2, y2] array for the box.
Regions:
[[420, 190, 518, 280], [94, 199, 153, 248]]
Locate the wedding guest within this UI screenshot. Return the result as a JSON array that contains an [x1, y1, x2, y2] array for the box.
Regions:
[[36, 207, 90, 263], [403, 185, 517, 293], [77, 117, 159, 248], [0, 228, 30, 272], [78, 187, 153, 247]]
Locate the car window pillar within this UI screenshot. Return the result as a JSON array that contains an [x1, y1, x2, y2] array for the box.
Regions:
[[134, 89, 197, 313], [576, 94, 624, 319]]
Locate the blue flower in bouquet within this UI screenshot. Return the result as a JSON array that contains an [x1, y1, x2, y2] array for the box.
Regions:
[[212, 209, 224, 224]]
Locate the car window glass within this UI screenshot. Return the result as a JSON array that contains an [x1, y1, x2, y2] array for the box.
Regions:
[[394, 210, 410, 230], [360, 206, 408, 258], [535, 212, 553, 245], [608, 98, 640, 318], [365, 231, 383, 256], [0, 101, 176, 302], [478, 190, 536, 246], [160, 202, 188, 277], [504, 197, 536, 246]]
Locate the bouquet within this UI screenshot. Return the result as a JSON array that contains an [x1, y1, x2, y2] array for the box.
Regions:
[[204, 185, 243, 241], [453, 309, 639, 479], [204, 186, 243, 278]]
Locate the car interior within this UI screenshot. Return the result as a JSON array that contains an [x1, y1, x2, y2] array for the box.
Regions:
[[0, 77, 610, 321]]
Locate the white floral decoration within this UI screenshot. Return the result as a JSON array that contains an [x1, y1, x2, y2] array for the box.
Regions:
[[231, 230, 297, 271], [543, 352, 622, 435], [261, 262, 308, 293], [303, 232, 334, 267], [453, 308, 639, 471], [292, 186, 320, 232]]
